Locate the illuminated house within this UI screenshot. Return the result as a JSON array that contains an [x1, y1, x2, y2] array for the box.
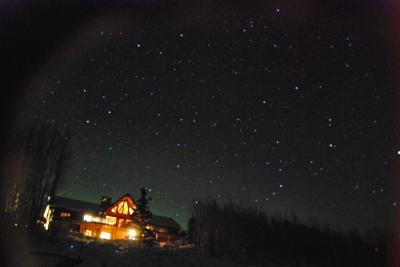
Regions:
[[42, 194, 182, 242]]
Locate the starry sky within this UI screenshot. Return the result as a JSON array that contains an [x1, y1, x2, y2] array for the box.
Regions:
[[4, 0, 399, 230]]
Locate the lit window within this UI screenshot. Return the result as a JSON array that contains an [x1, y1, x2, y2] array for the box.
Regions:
[[43, 205, 50, 219], [110, 198, 136, 215], [104, 216, 117, 225], [100, 232, 111, 240], [60, 212, 70, 218], [43, 205, 51, 231], [84, 230, 92, 237], [83, 214, 93, 222], [158, 227, 167, 233], [117, 201, 129, 214], [124, 202, 129, 214]]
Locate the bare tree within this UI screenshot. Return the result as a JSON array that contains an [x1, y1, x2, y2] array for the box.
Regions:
[[0, 120, 70, 233]]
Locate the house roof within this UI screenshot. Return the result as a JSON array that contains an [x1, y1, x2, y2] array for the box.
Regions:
[[149, 215, 181, 230], [51, 196, 102, 214]]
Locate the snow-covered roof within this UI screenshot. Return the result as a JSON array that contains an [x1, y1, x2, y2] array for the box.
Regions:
[[51, 196, 102, 214], [148, 215, 181, 230]]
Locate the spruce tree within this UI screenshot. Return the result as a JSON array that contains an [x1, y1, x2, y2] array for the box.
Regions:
[[136, 187, 152, 225], [187, 215, 197, 244]]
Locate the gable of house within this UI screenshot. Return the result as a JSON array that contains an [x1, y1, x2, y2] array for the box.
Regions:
[[102, 194, 137, 219]]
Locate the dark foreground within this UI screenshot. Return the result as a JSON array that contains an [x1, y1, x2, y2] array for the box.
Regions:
[[12, 236, 247, 267]]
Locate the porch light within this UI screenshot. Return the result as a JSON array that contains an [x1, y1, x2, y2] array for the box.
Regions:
[[128, 229, 138, 240], [84, 230, 92, 237]]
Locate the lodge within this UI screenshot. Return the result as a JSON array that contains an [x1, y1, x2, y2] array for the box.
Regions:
[[42, 194, 183, 243]]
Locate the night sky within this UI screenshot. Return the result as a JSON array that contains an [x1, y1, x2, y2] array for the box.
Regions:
[[7, 0, 399, 230]]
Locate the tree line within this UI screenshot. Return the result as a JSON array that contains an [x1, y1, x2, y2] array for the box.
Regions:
[[188, 200, 388, 267]]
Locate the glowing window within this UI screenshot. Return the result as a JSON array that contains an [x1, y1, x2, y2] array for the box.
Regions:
[[129, 207, 134, 215], [43, 205, 50, 219], [83, 214, 93, 222], [84, 230, 92, 237], [100, 232, 111, 240], [158, 227, 167, 233], [60, 212, 70, 218], [117, 202, 122, 213], [124, 202, 129, 214], [104, 216, 117, 225], [117, 201, 129, 214], [43, 205, 51, 231]]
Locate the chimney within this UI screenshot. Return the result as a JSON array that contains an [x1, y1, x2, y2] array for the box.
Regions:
[[101, 196, 112, 208]]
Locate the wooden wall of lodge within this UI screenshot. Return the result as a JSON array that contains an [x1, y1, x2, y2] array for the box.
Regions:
[[50, 207, 183, 242], [153, 231, 181, 242], [148, 225, 181, 242], [76, 221, 181, 242], [80, 222, 132, 240]]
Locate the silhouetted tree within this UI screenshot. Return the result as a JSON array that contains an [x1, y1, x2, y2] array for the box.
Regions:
[[136, 187, 152, 225], [187, 215, 197, 244], [190, 200, 387, 267], [0, 120, 70, 233]]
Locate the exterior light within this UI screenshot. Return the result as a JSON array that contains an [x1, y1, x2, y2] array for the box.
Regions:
[[128, 229, 138, 240], [84, 230, 92, 237]]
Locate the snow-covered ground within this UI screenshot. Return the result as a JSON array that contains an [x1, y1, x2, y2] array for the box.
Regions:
[[29, 238, 251, 267]]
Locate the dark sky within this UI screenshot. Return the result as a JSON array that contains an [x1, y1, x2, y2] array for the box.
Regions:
[[5, 0, 399, 230]]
